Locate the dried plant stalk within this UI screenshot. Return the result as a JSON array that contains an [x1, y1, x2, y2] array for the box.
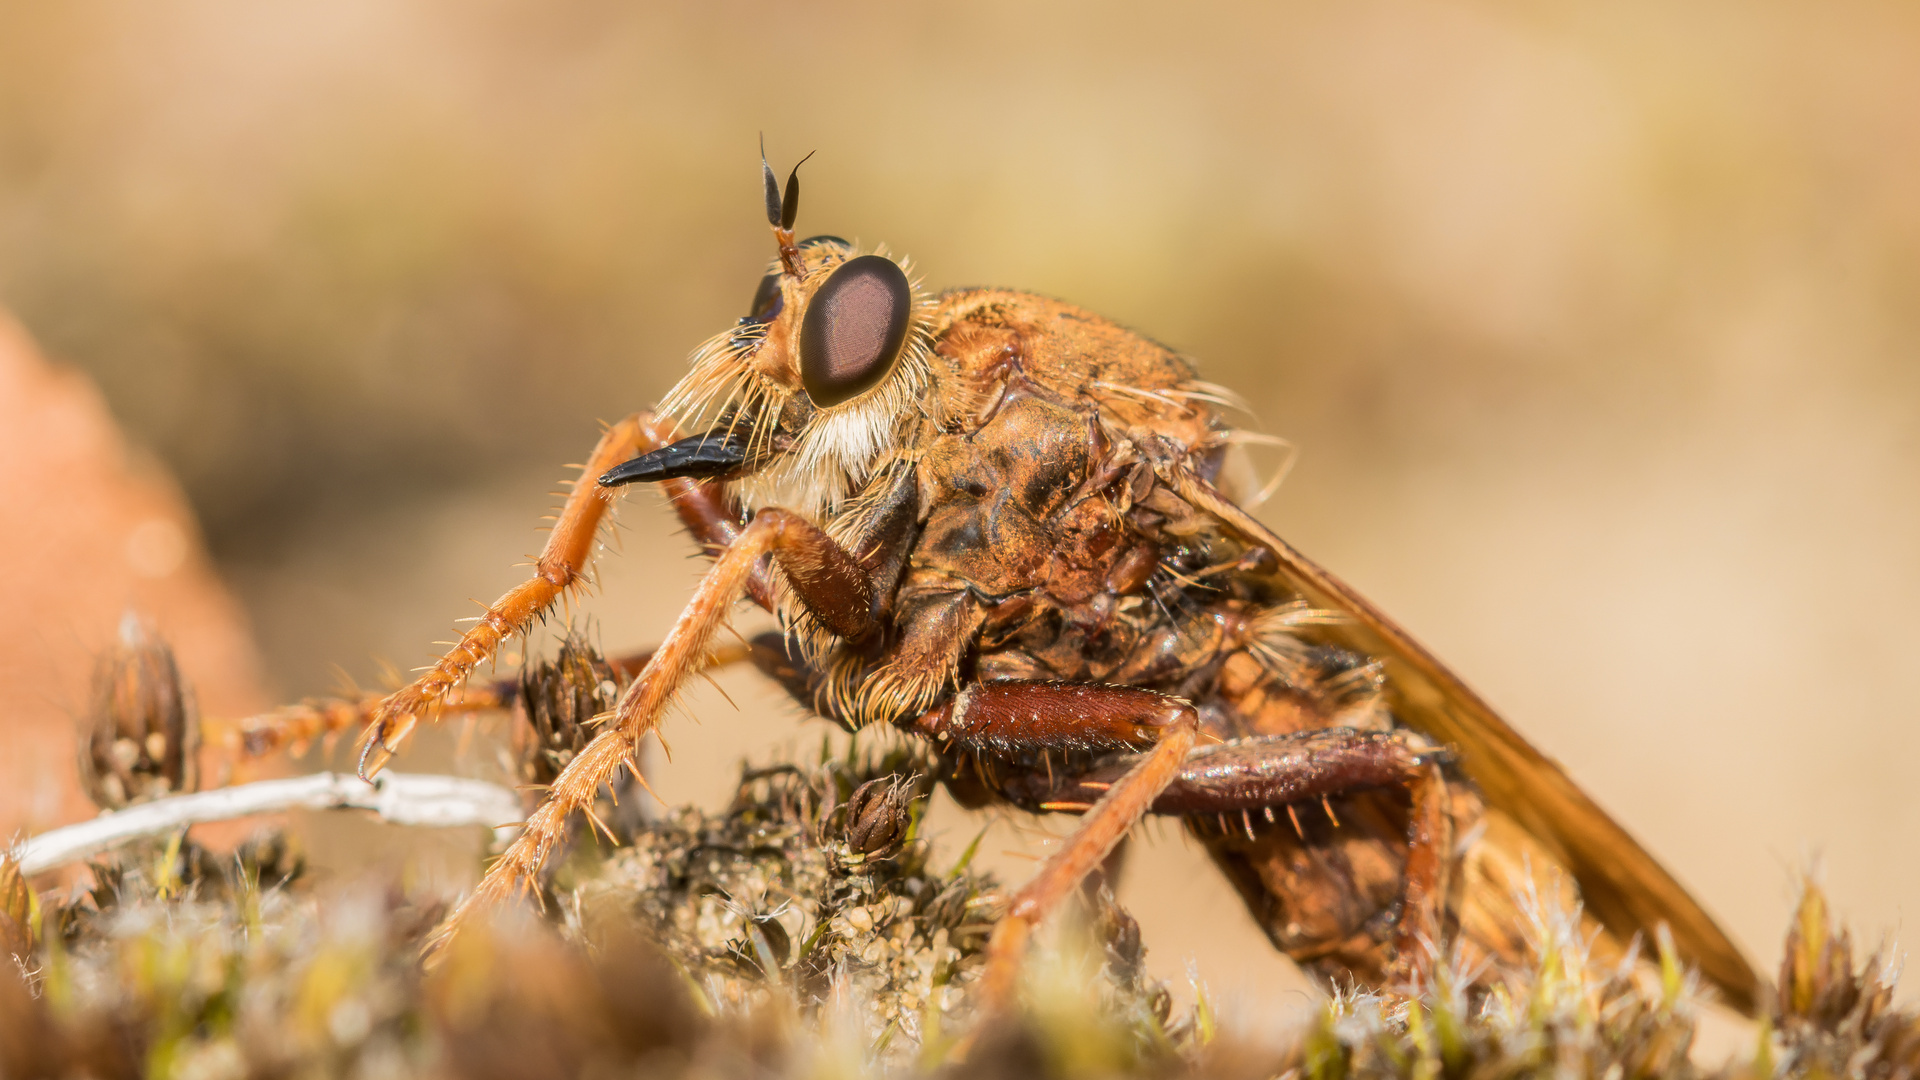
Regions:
[[15, 772, 521, 876]]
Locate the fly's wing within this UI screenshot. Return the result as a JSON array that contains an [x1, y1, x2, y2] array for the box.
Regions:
[[1173, 471, 1761, 1015]]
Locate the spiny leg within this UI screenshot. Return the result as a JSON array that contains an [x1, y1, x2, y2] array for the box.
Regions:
[[1010, 729, 1457, 988], [358, 415, 653, 775], [211, 686, 496, 782], [208, 643, 743, 780], [358, 414, 775, 777], [664, 477, 778, 611], [1163, 733, 1454, 985], [980, 710, 1197, 1011], [425, 507, 878, 958], [1392, 756, 1452, 982], [909, 683, 1201, 1011]]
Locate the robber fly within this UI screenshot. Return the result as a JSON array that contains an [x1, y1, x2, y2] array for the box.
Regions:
[[352, 151, 1760, 1014]]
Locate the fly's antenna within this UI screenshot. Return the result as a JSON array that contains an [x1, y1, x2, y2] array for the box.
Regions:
[[760, 136, 813, 277]]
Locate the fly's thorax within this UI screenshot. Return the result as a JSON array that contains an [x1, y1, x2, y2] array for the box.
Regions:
[[913, 393, 1095, 595], [926, 288, 1231, 448]]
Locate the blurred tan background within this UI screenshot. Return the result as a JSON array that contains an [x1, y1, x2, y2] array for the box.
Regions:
[[3, 0, 1917, 1033]]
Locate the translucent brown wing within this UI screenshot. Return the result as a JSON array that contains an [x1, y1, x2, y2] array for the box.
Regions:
[[1173, 471, 1761, 1015]]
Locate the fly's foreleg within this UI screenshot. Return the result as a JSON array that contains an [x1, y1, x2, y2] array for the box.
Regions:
[[425, 507, 876, 959], [911, 683, 1200, 1011], [359, 414, 773, 777]]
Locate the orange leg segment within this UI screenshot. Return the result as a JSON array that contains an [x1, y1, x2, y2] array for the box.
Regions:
[[206, 644, 677, 781], [356, 415, 781, 778], [1391, 762, 1453, 985], [972, 694, 1200, 1011], [358, 414, 666, 776], [995, 728, 1458, 993], [424, 507, 865, 959]]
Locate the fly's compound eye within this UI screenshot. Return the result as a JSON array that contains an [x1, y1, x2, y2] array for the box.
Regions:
[[743, 271, 784, 324], [799, 254, 912, 408]]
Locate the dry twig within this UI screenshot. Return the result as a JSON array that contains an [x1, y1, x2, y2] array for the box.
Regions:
[[14, 772, 520, 875]]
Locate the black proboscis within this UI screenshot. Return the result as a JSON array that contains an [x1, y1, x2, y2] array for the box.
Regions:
[[599, 428, 752, 487]]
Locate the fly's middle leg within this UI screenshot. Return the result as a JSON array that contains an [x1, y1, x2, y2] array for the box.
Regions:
[[906, 682, 1201, 1012]]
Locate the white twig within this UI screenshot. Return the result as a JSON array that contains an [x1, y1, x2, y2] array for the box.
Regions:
[[14, 773, 523, 876]]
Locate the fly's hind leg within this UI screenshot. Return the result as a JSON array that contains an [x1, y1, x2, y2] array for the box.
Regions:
[[1019, 729, 1457, 990], [1175, 731, 1454, 987]]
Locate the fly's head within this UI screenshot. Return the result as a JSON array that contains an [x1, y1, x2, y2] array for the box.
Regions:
[[604, 150, 944, 515]]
